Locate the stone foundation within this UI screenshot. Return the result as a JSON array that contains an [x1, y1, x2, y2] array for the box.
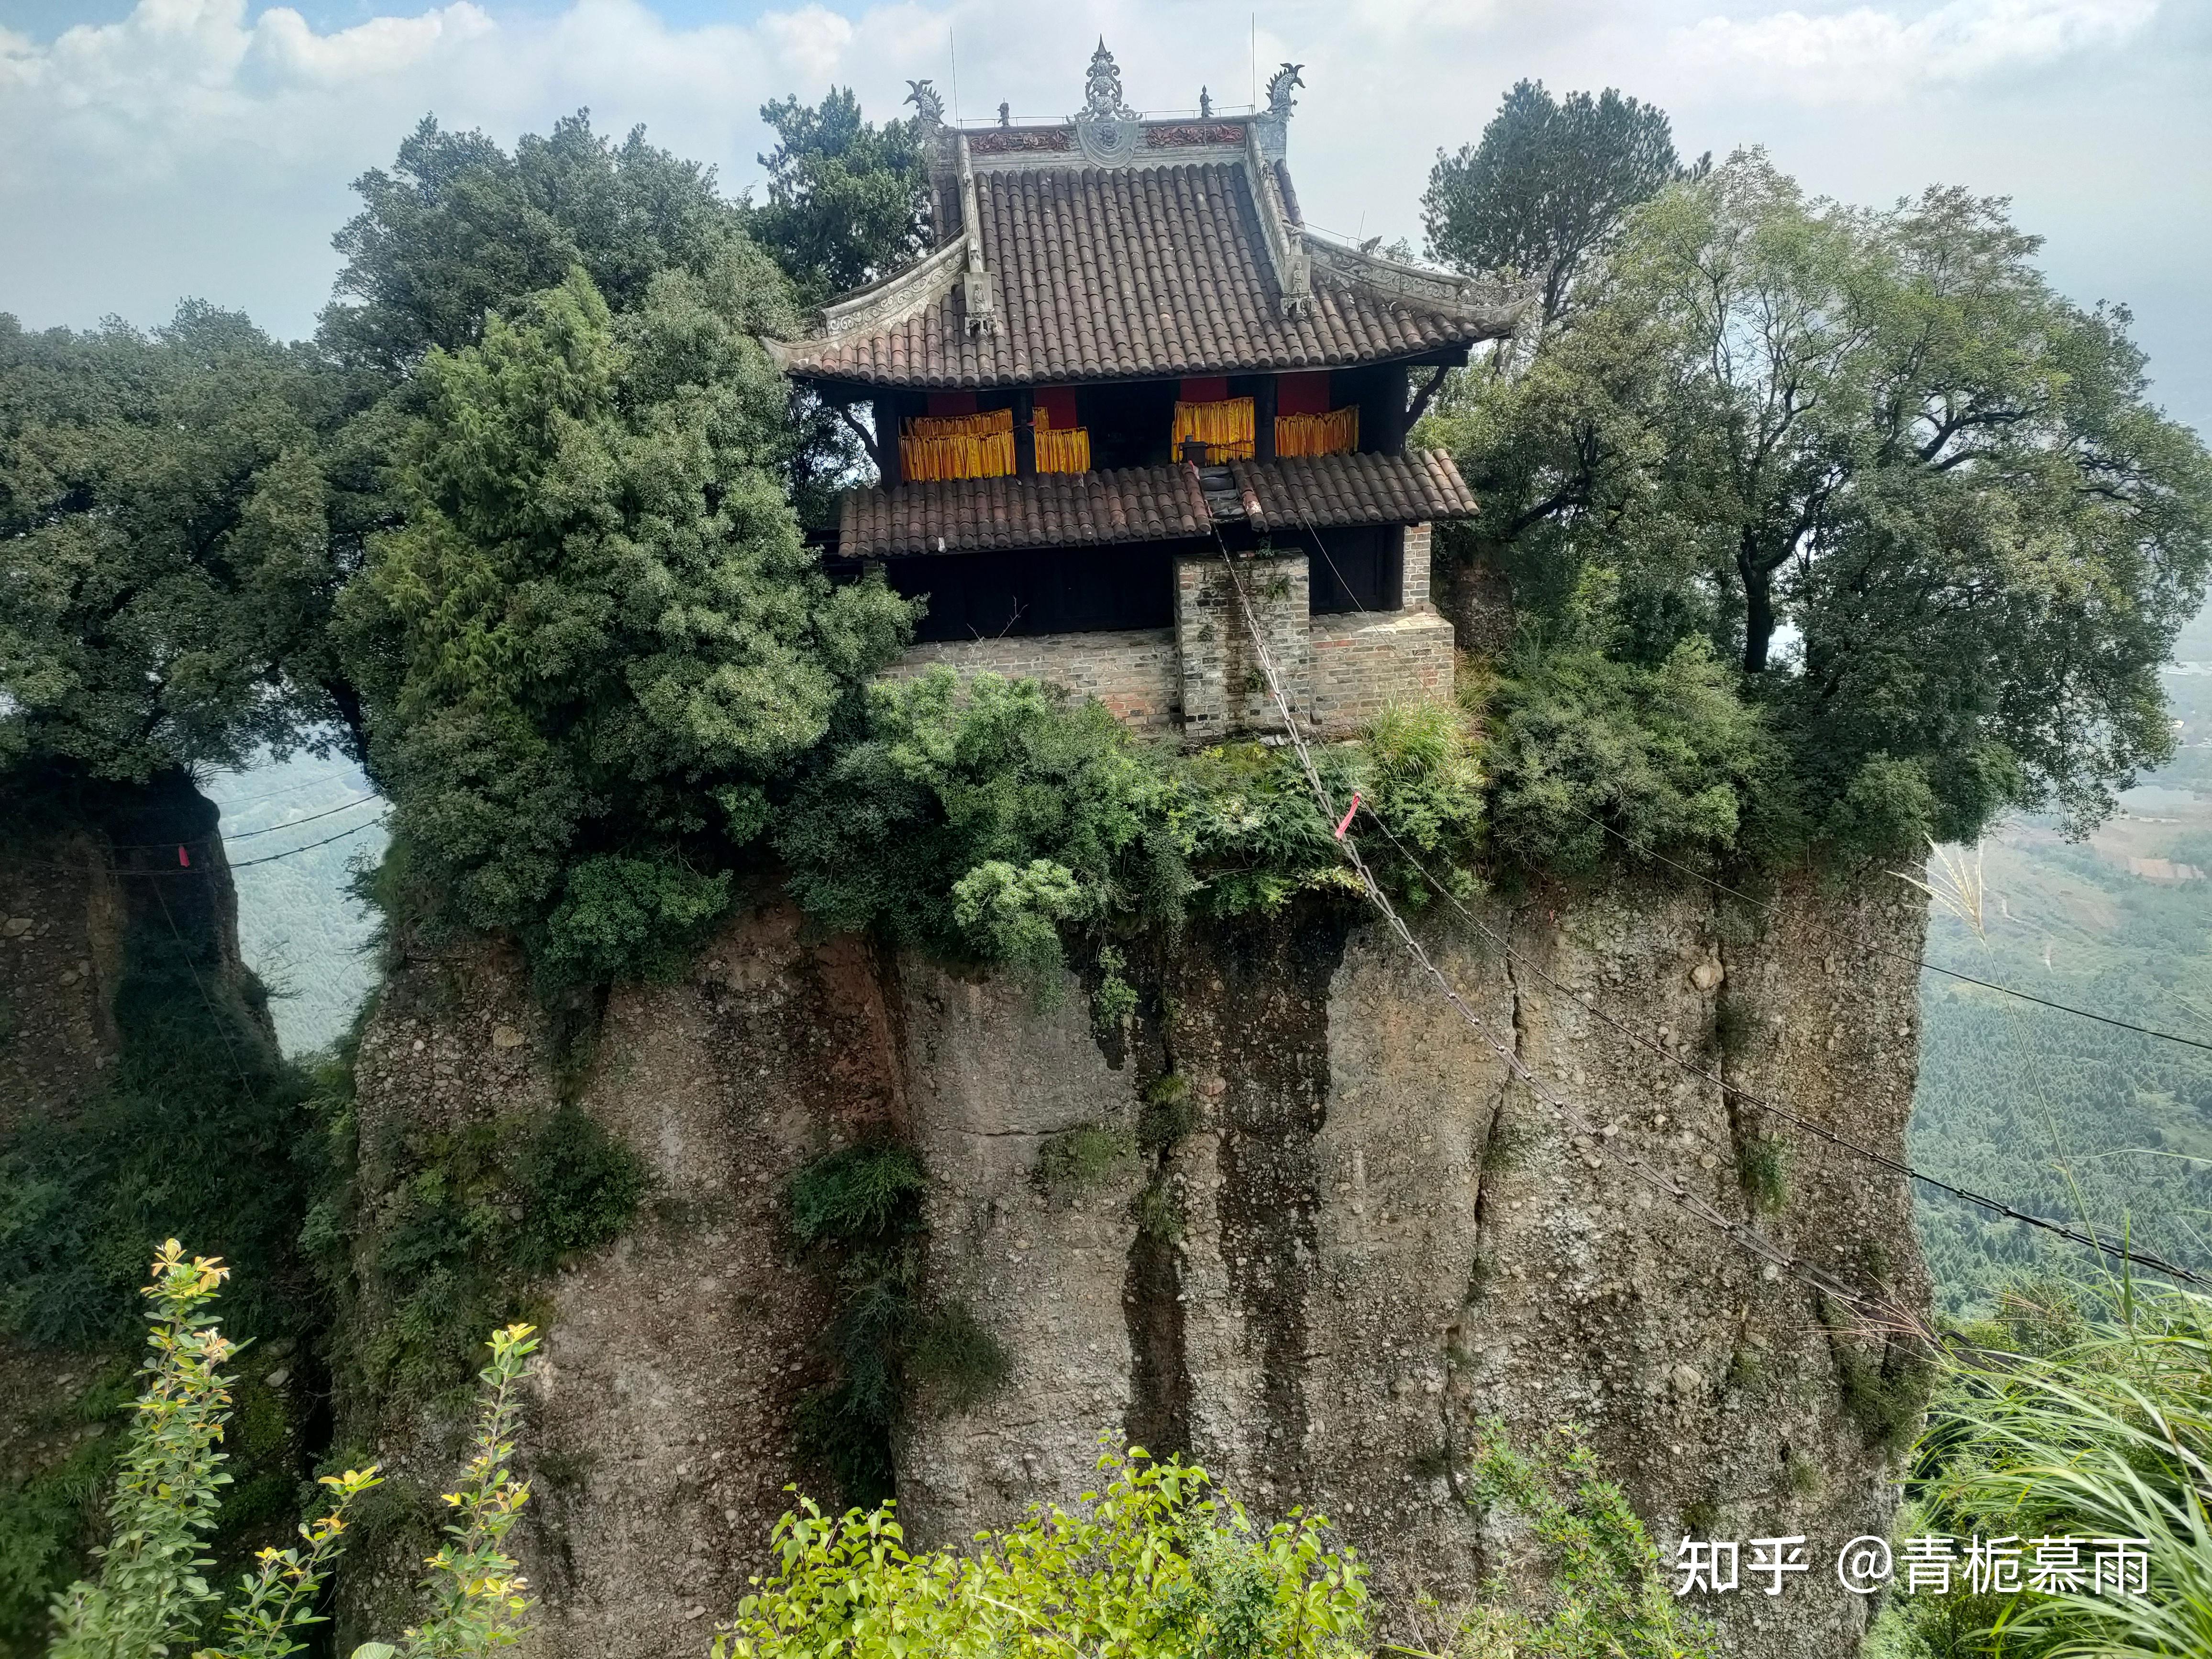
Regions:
[[886, 627, 1179, 733], [879, 521, 1457, 745]]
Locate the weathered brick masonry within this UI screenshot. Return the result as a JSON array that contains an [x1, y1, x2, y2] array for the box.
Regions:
[[881, 523, 1454, 742], [1309, 609, 1456, 736], [887, 628, 1181, 733]]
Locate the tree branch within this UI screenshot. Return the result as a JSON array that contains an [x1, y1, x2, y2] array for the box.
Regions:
[[828, 401, 881, 470], [1405, 365, 1451, 431]]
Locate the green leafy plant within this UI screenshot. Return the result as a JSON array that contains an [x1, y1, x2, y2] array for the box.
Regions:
[[907, 1304, 1013, 1410], [1138, 1074, 1199, 1154], [349, 1106, 644, 1396], [44, 1242, 542, 1659], [1737, 1133, 1791, 1217], [711, 1440, 1368, 1659], [48, 1243, 246, 1657], [787, 1145, 924, 1247], [1408, 1422, 1720, 1659], [1132, 1183, 1184, 1245], [785, 1144, 1008, 1504], [1091, 944, 1140, 1035], [1035, 1126, 1134, 1194]]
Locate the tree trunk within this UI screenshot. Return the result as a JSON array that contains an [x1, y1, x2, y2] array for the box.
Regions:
[[1739, 541, 1775, 674]]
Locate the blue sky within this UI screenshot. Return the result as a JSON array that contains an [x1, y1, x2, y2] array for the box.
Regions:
[[2, 0, 2207, 434]]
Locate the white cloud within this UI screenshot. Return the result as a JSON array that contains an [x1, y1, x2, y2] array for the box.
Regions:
[[1674, 0, 2158, 100], [0, 0, 2201, 433], [251, 3, 496, 84]]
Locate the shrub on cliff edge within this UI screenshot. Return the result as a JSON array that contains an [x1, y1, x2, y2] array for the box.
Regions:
[[712, 1441, 1369, 1659]]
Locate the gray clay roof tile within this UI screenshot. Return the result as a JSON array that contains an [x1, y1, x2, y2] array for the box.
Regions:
[[783, 163, 1493, 389], [837, 449, 1476, 559]]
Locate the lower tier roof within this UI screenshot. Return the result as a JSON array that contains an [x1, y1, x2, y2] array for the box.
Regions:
[[834, 449, 1476, 560]]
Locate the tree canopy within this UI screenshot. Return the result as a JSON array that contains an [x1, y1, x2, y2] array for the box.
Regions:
[[1428, 140, 2212, 853], [0, 306, 368, 783], [749, 88, 931, 306], [335, 258, 911, 981], [321, 109, 750, 373], [1423, 80, 1691, 332]]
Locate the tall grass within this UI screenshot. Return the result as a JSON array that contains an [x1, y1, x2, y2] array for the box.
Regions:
[[1916, 1278, 2212, 1656]]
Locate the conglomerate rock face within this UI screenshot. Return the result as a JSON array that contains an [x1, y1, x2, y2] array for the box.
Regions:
[[342, 875, 1928, 1659]]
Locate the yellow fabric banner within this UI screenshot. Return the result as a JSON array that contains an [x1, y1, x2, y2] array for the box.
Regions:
[[1035, 427, 1091, 474], [899, 429, 1016, 481], [1170, 398, 1256, 463], [1274, 406, 1360, 458], [905, 408, 1014, 440]]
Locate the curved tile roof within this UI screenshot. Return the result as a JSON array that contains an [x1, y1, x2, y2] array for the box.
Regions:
[[779, 162, 1508, 390]]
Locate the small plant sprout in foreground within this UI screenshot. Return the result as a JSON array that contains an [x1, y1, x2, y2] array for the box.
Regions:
[[43, 1241, 542, 1659], [386, 1321, 542, 1659], [48, 1240, 250, 1658]]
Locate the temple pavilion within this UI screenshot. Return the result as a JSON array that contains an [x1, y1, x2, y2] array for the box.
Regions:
[[773, 45, 1517, 741]]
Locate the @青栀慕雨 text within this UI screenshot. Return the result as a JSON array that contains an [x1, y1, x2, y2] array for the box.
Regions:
[[1672, 1534, 2152, 1598]]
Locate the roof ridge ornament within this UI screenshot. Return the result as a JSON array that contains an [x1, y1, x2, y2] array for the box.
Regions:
[[906, 79, 944, 128], [1074, 38, 1142, 165], [1251, 61, 1301, 162]]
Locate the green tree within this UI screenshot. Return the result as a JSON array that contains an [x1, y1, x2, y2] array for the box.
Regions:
[[1637, 158, 2209, 836], [1422, 80, 1690, 333], [0, 306, 365, 775], [321, 110, 749, 373], [336, 260, 910, 983], [1431, 151, 2212, 856], [749, 88, 930, 307], [0, 310, 352, 1648], [744, 87, 932, 523]]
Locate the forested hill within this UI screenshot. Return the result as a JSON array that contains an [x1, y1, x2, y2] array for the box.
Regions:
[[1911, 606, 2212, 1315]]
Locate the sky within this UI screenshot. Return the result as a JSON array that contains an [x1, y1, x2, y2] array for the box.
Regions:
[[1, 0, 2207, 435]]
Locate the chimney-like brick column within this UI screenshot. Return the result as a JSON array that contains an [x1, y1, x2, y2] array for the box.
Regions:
[[1175, 551, 1312, 744]]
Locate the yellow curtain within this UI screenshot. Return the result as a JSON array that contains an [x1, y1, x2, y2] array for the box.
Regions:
[[899, 429, 1016, 481], [1035, 426, 1091, 474], [1171, 397, 1256, 463], [1274, 406, 1359, 458], [906, 407, 1014, 440]]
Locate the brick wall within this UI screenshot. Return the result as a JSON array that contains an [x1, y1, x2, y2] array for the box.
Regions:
[[878, 545, 1453, 745], [1175, 551, 1312, 743], [1403, 521, 1433, 611], [885, 628, 1180, 732], [1309, 608, 1457, 736]]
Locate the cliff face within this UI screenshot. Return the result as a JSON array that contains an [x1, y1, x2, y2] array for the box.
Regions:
[[342, 874, 1928, 1659], [0, 774, 277, 1655]]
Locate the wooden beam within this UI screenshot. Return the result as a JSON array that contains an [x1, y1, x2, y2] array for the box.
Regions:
[[1014, 387, 1036, 476], [871, 396, 902, 487]]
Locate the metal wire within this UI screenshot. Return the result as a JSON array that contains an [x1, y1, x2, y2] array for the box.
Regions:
[[1201, 525, 1898, 1318], [1352, 803, 2210, 1291]]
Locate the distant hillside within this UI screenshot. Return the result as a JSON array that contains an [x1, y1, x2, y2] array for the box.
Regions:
[[1910, 613, 2212, 1314], [203, 750, 387, 1055]]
